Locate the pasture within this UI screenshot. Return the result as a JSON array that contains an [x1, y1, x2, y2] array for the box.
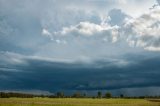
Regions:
[[0, 98, 160, 106]]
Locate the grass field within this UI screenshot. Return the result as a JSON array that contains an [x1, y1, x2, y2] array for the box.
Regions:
[[0, 98, 160, 106]]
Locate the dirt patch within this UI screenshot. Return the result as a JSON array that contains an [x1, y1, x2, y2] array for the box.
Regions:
[[147, 99, 160, 102]]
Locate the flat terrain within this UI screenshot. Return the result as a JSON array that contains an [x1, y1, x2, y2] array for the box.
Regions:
[[0, 98, 160, 106]]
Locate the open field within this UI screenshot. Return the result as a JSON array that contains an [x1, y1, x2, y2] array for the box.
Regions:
[[0, 98, 160, 106]]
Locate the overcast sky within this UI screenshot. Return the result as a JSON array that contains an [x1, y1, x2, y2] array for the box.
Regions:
[[0, 0, 160, 96]]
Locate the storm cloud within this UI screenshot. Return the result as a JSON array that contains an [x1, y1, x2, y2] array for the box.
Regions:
[[0, 0, 160, 96], [0, 51, 160, 96]]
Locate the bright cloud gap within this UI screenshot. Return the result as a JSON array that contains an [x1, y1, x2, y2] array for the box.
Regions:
[[42, 6, 160, 52]]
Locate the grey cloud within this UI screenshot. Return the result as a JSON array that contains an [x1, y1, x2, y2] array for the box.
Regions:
[[0, 0, 160, 96], [108, 9, 130, 26], [124, 7, 160, 51], [0, 68, 22, 73], [157, 0, 160, 5], [0, 51, 160, 96], [53, 21, 119, 43], [0, 0, 102, 55], [0, 16, 13, 36], [109, 87, 160, 97]]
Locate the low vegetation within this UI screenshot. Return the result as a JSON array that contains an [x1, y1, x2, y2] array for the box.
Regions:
[[0, 98, 160, 106], [1, 92, 160, 99], [0, 92, 160, 106]]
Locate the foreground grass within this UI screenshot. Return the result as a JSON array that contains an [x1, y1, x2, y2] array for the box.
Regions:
[[0, 98, 160, 106]]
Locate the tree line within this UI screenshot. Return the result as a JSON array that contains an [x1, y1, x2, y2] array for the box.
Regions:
[[0, 91, 160, 98], [0, 91, 114, 98]]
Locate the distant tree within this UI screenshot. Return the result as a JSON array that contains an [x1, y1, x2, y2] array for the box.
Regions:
[[97, 91, 102, 98], [105, 92, 112, 98], [120, 94, 124, 98], [0, 92, 35, 98], [48, 95, 56, 98], [92, 96, 96, 99], [83, 93, 87, 98], [40, 95, 45, 98], [56, 92, 64, 98], [72, 92, 81, 98]]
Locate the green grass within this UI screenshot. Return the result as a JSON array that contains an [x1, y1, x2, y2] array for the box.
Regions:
[[0, 98, 160, 106]]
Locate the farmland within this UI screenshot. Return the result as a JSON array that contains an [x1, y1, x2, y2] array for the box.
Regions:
[[0, 98, 160, 106]]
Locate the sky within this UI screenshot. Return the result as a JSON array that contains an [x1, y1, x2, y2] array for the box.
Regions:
[[0, 0, 160, 96]]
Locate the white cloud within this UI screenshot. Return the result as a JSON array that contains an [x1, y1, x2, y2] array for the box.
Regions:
[[42, 28, 53, 40], [0, 51, 28, 65], [0, 51, 75, 65], [61, 22, 104, 36], [42, 5, 160, 53], [55, 21, 119, 43], [42, 29, 51, 36], [124, 7, 160, 51], [1, 0, 160, 67], [144, 46, 160, 51], [0, 68, 21, 72]]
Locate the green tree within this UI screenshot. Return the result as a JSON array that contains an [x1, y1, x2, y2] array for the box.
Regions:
[[105, 92, 112, 98], [56, 92, 64, 98], [72, 92, 81, 98], [120, 94, 124, 98], [83, 93, 87, 98], [97, 91, 102, 98]]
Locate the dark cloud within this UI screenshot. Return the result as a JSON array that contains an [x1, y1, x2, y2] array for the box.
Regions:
[[0, 0, 160, 96], [108, 9, 129, 26], [0, 52, 160, 96]]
